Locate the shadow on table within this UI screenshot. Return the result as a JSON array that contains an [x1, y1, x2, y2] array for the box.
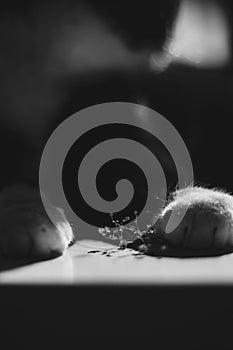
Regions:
[[0, 252, 60, 272]]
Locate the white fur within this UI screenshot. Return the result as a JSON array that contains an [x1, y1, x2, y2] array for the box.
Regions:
[[154, 186, 233, 250]]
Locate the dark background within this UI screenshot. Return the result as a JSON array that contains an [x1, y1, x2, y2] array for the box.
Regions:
[[0, 0, 233, 193]]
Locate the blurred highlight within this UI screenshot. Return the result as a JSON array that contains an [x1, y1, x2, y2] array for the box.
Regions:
[[151, 0, 231, 71]]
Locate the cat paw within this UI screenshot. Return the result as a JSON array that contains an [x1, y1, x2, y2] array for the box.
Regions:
[[0, 185, 73, 259], [153, 186, 233, 253]]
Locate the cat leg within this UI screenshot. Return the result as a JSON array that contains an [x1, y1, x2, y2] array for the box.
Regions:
[[0, 185, 73, 259]]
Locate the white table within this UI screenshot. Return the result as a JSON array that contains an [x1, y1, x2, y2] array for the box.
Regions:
[[1, 240, 233, 347], [1, 239, 233, 284]]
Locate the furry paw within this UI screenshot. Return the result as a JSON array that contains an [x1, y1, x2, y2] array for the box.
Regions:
[[152, 186, 233, 253], [0, 185, 73, 259]]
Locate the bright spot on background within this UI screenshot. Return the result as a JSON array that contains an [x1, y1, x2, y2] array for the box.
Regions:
[[151, 0, 231, 70]]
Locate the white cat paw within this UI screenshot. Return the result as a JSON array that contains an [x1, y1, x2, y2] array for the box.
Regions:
[[155, 186, 233, 252]]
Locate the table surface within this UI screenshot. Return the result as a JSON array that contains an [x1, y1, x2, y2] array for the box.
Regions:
[[1, 239, 233, 284]]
